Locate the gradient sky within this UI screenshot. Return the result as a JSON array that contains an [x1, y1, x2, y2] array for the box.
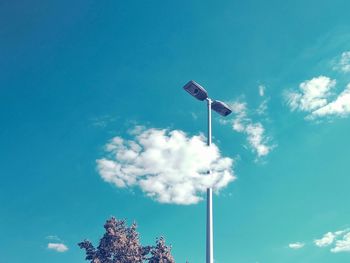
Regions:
[[1, 1, 350, 262]]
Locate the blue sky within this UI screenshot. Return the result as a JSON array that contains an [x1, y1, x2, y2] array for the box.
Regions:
[[1, 0, 350, 262]]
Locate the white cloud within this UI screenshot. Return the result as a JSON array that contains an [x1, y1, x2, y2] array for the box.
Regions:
[[227, 101, 274, 158], [230, 101, 248, 132], [256, 99, 268, 116], [245, 123, 271, 157], [259, 85, 266, 96], [285, 74, 350, 120], [309, 84, 350, 119], [333, 51, 350, 73], [291, 228, 350, 253], [314, 232, 336, 247], [312, 228, 350, 253], [331, 232, 350, 253], [335, 229, 348, 236], [289, 242, 305, 249], [97, 127, 235, 205], [285, 76, 336, 112], [48, 243, 68, 253]]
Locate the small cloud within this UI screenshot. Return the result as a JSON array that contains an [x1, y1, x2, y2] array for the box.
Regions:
[[285, 74, 350, 120], [245, 123, 271, 157], [230, 101, 248, 132], [258, 85, 266, 97], [48, 243, 68, 253], [335, 229, 348, 236], [314, 232, 336, 247], [331, 232, 350, 253], [285, 51, 350, 121], [285, 76, 336, 112], [309, 84, 350, 119], [225, 100, 275, 158], [333, 51, 350, 73], [97, 127, 236, 205], [289, 242, 305, 249], [314, 229, 349, 249], [256, 99, 268, 116], [292, 228, 350, 253]]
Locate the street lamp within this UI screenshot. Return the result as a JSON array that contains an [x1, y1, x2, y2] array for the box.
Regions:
[[183, 80, 232, 263]]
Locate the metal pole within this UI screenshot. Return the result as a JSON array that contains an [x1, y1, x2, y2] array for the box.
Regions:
[[207, 98, 212, 146], [206, 98, 213, 263]]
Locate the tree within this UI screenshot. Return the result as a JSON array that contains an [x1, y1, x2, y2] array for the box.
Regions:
[[78, 217, 174, 263], [78, 217, 150, 263], [148, 237, 175, 263]]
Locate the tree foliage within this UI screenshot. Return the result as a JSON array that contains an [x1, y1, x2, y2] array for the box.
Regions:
[[78, 217, 175, 263], [148, 237, 175, 263]]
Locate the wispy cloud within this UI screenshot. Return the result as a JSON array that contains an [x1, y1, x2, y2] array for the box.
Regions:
[[256, 99, 268, 116], [285, 75, 350, 120], [313, 228, 350, 253], [97, 127, 235, 205], [289, 242, 305, 249], [245, 123, 271, 157], [331, 232, 350, 253], [333, 51, 350, 73], [48, 243, 68, 252], [285, 76, 336, 112], [310, 84, 350, 119], [224, 100, 275, 158], [286, 228, 350, 253], [258, 85, 266, 97], [314, 232, 336, 247]]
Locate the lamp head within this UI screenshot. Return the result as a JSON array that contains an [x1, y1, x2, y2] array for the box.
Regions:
[[211, 100, 232, 117], [183, 80, 208, 101]]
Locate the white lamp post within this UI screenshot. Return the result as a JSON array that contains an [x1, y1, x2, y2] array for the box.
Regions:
[[183, 80, 232, 263]]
